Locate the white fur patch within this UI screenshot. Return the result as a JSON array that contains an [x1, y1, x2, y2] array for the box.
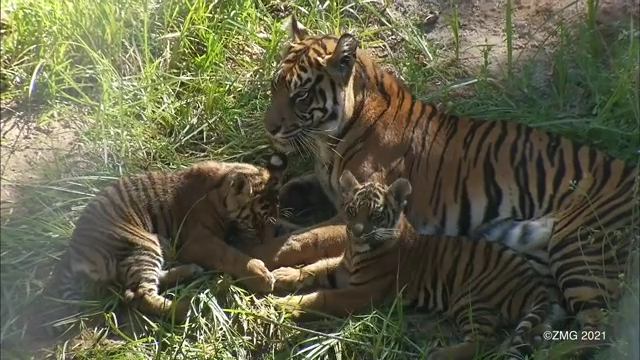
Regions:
[[270, 154, 284, 167]]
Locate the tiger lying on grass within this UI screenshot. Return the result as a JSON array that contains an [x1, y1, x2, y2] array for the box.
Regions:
[[267, 171, 557, 360], [244, 14, 639, 355], [35, 152, 297, 336]]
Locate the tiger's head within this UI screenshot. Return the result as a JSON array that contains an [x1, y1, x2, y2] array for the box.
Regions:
[[223, 152, 288, 243], [338, 170, 412, 249], [264, 15, 362, 153]]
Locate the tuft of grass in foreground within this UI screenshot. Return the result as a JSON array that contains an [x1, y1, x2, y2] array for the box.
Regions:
[[0, 0, 638, 359]]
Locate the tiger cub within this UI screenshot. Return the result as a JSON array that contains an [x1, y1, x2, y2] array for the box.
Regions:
[[268, 171, 552, 360], [39, 152, 295, 334]]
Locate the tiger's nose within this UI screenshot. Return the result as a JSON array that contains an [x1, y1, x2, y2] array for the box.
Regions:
[[265, 124, 282, 136], [352, 223, 364, 237]]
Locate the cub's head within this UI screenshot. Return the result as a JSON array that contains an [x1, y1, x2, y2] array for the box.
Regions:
[[264, 14, 361, 152], [223, 152, 288, 243], [338, 171, 412, 248]]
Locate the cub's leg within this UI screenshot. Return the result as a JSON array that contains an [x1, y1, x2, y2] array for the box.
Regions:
[[242, 219, 348, 269], [158, 264, 203, 289], [279, 172, 336, 222], [427, 308, 500, 360], [272, 256, 343, 291], [269, 282, 389, 320], [178, 225, 275, 293], [118, 246, 193, 321]]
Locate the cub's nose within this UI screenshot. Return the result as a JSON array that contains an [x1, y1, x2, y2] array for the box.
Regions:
[[351, 223, 364, 237], [265, 123, 282, 136]]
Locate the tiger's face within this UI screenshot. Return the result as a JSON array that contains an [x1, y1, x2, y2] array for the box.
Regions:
[[264, 16, 360, 153], [224, 153, 288, 243], [338, 171, 412, 248]]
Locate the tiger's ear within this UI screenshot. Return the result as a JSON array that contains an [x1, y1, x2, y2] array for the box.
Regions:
[[326, 33, 359, 84], [339, 170, 360, 193], [265, 152, 288, 180], [228, 172, 252, 196], [387, 178, 412, 208], [284, 13, 309, 42]]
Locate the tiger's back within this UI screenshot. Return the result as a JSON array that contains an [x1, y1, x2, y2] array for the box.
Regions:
[[38, 153, 290, 336]]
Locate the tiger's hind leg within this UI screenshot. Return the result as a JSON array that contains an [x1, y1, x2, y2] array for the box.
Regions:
[[503, 297, 551, 359], [427, 307, 500, 360], [118, 248, 192, 321], [549, 223, 634, 357]]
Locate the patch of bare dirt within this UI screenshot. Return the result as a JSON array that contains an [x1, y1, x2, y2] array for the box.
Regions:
[[0, 101, 82, 215], [358, 0, 638, 92]]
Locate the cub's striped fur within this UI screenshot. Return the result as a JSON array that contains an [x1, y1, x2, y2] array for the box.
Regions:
[[269, 171, 553, 360], [246, 15, 639, 348], [38, 153, 294, 335]]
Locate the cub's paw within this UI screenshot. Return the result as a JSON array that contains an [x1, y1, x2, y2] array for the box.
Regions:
[[244, 259, 275, 293], [272, 267, 308, 291]]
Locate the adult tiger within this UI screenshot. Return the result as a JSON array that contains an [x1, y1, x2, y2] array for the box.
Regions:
[[35, 153, 296, 336], [244, 14, 639, 351]]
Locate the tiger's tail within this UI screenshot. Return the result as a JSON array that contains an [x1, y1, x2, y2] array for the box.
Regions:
[[504, 289, 550, 359]]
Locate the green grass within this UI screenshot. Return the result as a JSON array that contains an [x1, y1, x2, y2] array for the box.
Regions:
[[1, 0, 638, 359]]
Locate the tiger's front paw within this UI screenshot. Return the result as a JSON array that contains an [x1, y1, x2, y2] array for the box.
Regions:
[[243, 259, 275, 293], [272, 267, 309, 291]]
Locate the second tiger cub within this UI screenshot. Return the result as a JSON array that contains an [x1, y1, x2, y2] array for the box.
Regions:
[[269, 171, 552, 360]]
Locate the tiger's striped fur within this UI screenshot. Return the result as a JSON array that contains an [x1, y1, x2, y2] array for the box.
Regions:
[[38, 153, 294, 335], [269, 171, 553, 360], [244, 15, 639, 347]]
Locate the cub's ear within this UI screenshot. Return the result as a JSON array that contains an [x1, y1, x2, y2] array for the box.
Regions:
[[228, 172, 252, 196], [339, 170, 360, 194], [387, 177, 412, 208], [326, 33, 359, 84], [284, 13, 309, 42], [265, 152, 288, 182]]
